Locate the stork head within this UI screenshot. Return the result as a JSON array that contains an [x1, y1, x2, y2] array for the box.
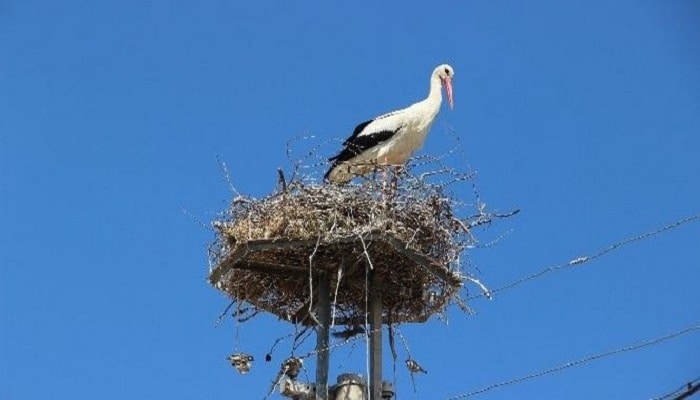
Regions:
[[434, 64, 454, 110]]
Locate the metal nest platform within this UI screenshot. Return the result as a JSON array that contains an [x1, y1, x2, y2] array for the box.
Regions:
[[209, 232, 463, 326]]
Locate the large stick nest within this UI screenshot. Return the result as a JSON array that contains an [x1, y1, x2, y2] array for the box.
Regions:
[[209, 168, 486, 326]]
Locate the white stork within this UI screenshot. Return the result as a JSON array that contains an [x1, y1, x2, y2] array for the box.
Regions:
[[324, 64, 455, 184]]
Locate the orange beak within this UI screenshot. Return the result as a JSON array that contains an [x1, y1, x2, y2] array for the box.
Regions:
[[443, 77, 454, 110]]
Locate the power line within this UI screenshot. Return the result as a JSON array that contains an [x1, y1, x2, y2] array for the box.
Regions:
[[467, 212, 700, 300], [672, 382, 700, 400], [445, 324, 700, 399], [651, 377, 700, 400]]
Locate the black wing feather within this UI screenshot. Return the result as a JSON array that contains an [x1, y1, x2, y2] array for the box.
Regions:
[[329, 129, 397, 163], [344, 119, 374, 144], [324, 130, 397, 181], [324, 116, 402, 181]]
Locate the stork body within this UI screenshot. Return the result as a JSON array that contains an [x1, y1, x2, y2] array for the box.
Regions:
[[325, 64, 454, 184]]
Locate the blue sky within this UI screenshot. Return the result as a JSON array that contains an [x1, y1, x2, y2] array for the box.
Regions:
[[1, 1, 699, 399]]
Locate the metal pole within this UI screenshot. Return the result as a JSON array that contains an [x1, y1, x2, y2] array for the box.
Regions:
[[369, 269, 382, 400], [316, 272, 331, 400]]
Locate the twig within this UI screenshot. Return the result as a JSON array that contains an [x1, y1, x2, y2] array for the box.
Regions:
[[292, 326, 313, 353], [214, 300, 236, 327], [357, 233, 375, 270], [265, 332, 295, 362], [388, 324, 398, 362], [451, 216, 478, 244], [464, 276, 492, 300], [404, 228, 422, 249], [307, 235, 322, 327], [277, 167, 287, 192], [331, 261, 344, 328], [452, 294, 474, 315], [217, 157, 241, 197], [232, 195, 252, 205], [466, 209, 521, 229], [238, 310, 259, 323]]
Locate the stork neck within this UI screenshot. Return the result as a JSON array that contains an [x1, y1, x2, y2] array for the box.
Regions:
[[426, 75, 443, 106]]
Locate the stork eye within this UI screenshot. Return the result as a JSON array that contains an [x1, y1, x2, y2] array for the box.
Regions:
[[444, 67, 449, 75]]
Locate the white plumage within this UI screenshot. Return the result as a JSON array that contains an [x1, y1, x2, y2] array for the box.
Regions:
[[325, 64, 455, 184]]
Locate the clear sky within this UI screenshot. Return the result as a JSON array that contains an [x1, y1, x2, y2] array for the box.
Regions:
[[1, 1, 699, 399]]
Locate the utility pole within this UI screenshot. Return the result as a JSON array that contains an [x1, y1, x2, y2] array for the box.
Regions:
[[369, 269, 383, 400], [316, 272, 331, 400]]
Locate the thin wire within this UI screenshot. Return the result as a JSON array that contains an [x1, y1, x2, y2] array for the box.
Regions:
[[234, 299, 242, 351], [296, 325, 382, 360], [651, 377, 700, 400], [445, 324, 700, 399], [468, 212, 700, 300]]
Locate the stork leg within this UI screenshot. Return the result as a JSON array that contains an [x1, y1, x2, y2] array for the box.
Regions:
[[390, 165, 401, 192], [381, 157, 389, 192]]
